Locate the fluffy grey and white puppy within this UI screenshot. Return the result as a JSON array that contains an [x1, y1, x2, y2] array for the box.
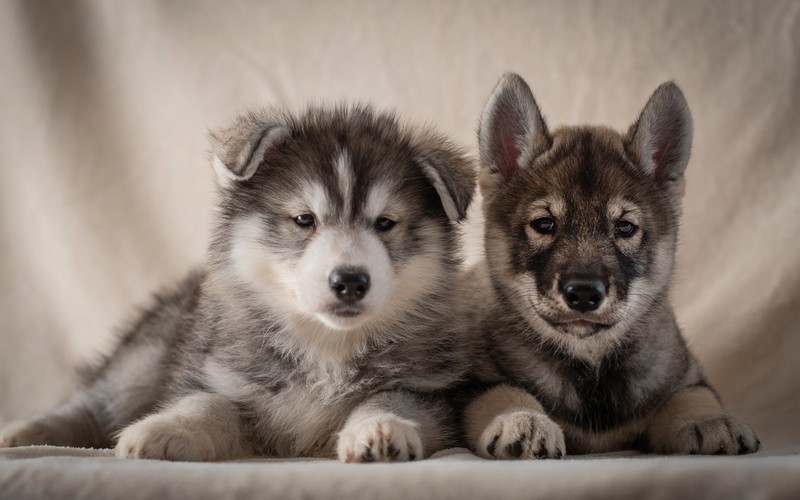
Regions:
[[0, 105, 476, 463], [460, 73, 759, 458]]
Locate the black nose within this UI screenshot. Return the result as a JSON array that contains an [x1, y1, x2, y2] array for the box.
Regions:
[[561, 277, 606, 312], [329, 268, 370, 302]]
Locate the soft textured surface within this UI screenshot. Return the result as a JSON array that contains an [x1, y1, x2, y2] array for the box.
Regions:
[[0, 0, 798, 498], [2, 446, 800, 500]]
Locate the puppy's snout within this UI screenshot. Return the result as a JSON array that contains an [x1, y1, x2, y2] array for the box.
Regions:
[[561, 276, 606, 312], [329, 268, 370, 303]]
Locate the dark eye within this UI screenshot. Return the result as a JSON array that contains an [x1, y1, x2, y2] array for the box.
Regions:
[[375, 217, 396, 232], [615, 220, 637, 238], [294, 214, 316, 229], [531, 217, 556, 234]]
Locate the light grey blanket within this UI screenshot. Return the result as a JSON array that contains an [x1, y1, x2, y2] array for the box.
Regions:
[[2, 446, 799, 500]]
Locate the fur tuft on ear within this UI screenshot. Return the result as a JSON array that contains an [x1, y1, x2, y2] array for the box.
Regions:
[[413, 132, 477, 222], [209, 110, 290, 185], [478, 72, 551, 184], [625, 82, 693, 186]]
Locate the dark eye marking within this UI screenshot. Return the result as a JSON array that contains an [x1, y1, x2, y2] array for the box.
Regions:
[[615, 220, 637, 238], [530, 217, 556, 234], [294, 213, 316, 229], [375, 217, 397, 232]]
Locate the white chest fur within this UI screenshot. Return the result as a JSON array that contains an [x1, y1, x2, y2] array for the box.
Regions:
[[204, 358, 359, 456]]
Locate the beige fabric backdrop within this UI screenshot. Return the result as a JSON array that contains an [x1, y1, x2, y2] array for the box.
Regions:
[[0, 0, 798, 450]]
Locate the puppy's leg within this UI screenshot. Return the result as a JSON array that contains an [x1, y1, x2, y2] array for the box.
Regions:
[[647, 385, 759, 455], [464, 384, 565, 460], [0, 392, 107, 448], [1, 342, 166, 449], [115, 392, 250, 461], [2, 275, 199, 450], [337, 391, 452, 463]]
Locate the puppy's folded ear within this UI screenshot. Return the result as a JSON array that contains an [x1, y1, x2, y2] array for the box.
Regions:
[[413, 133, 477, 222], [625, 82, 693, 192], [210, 110, 291, 185], [478, 72, 551, 190]]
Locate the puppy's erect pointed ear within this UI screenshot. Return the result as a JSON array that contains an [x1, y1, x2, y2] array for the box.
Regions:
[[210, 110, 291, 185], [414, 132, 477, 222], [478, 73, 551, 187], [625, 82, 693, 190]]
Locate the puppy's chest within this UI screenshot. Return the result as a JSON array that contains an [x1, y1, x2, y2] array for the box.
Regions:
[[518, 358, 651, 453], [204, 358, 379, 455], [518, 354, 643, 432], [560, 363, 633, 422], [258, 375, 360, 453]]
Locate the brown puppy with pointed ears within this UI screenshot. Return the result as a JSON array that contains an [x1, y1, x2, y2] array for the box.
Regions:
[[461, 73, 759, 458]]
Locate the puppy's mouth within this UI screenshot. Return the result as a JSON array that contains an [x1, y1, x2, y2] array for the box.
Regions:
[[329, 307, 363, 318], [548, 318, 612, 338], [317, 305, 371, 330]]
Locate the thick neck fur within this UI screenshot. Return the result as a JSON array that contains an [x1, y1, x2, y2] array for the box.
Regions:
[[202, 204, 466, 369], [203, 244, 462, 376], [485, 255, 679, 366], [474, 259, 692, 434]]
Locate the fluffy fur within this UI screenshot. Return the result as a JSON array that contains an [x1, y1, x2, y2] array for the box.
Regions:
[[461, 73, 759, 458], [0, 105, 477, 463]]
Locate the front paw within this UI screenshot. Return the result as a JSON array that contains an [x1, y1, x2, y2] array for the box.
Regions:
[[477, 410, 565, 460], [115, 416, 219, 461], [651, 413, 760, 455], [337, 415, 423, 463]]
